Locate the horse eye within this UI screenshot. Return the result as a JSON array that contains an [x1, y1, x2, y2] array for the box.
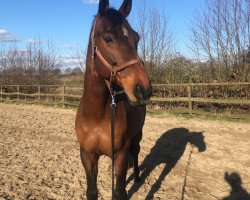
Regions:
[[104, 36, 113, 44]]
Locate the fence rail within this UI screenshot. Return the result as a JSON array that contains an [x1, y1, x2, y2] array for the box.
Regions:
[[0, 83, 249, 114]]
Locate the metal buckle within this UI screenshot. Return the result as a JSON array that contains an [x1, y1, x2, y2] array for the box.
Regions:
[[110, 94, 116, 108], [111, 69, 116, 77]]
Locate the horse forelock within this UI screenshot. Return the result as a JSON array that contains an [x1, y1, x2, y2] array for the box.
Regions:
[[94, 8, 125, 31]]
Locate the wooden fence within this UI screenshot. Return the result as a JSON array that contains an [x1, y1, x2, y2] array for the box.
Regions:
[[0, 82, 249, 114]]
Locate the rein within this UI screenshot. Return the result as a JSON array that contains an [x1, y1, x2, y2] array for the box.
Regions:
[[91, 17, 142, 200]]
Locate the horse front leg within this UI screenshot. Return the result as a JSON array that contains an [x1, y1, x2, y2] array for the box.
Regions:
[[131, 129, 142, 182], [80, 147, 99, 200], [132, 148, 141, 182], [114, 150, 129, 200]]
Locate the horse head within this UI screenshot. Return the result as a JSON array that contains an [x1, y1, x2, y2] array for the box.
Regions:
[[92, 0, 152, 105], [188, 131, 206, 152]]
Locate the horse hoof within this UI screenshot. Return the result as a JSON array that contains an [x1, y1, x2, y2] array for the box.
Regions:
[[87, 191, 98, 200]]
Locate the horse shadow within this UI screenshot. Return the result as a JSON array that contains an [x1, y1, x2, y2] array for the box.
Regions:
[[222, 172, 250, 200], [127, 128, 206, 199]]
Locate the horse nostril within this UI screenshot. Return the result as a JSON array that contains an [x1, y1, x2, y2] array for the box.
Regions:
[[145, 86, 152, 99], [134, 84, 144, 100], [134, 84, 152, 100]]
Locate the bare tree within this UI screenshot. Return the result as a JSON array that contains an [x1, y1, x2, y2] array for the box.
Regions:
[[0, 39, 19, 84], [0, 40, 62, 85], [190, 0, 250, 82], [71, 45, 87, 73], [135, 0, 175, 83], [0, 41, 7, 84]]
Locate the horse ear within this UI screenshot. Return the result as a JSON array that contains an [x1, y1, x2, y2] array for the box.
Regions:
[[98, 0, 109, 15], [119, 0, 132, 17]]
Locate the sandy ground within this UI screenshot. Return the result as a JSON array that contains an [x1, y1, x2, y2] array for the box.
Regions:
[[0, 103, 249, 200]]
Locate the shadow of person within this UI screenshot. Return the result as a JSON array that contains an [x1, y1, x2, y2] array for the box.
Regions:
[[127, 128, 206, 199], [223, 172, 250, 200]]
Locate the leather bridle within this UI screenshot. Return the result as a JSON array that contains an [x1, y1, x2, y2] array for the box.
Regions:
[[91, 17, 143, 95]]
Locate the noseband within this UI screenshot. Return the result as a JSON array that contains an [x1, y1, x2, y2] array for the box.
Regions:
[[91, 18, 143, 95]]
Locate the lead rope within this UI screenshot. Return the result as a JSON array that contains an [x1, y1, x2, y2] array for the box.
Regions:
[[91, 18, 127, 200], [110, 94, 116, 200]]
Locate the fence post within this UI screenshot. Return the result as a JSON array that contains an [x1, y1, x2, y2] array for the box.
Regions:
[[24, 88, 27, 102], [38, 85, 41, 102], [0, 85, 2, 101], [62, 83, 65, 107], [17, 85, 20, 101], [9, 86, 11, 100], [187, 85, 193, 114]]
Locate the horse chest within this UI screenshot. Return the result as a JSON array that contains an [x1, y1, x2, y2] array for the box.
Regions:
[[76, 110, 127, 156], [76, 101, 146, 157], [97, 106, 128, 155]]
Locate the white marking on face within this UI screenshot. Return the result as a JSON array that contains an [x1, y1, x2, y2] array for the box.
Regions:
[[122, 27, 128, 37]]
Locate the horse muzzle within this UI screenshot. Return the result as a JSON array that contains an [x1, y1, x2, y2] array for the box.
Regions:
[[134, 84, 152, 101], [127, 84, 152, 106]]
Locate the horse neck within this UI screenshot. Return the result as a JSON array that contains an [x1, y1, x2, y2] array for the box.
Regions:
[[81, 39, 110, 118]]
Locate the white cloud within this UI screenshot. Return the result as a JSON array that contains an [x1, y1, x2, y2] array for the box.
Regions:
[[61, 44, 77, 49], [61, 55, 85, 68], [61, 55, 80, 64], [0, 29, 20, 42], [27, 39, 48, 44], [83, 0, 99, 4], [0, 29, 8, 34]]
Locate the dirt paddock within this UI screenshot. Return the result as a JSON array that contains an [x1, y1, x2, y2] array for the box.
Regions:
[[0, 103, 249, 200]]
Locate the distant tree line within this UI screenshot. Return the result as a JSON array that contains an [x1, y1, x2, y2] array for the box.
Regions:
[[0, 0, 249, 85], [0, 41, 62, 85], [63, 67, 82, 76], [137, 0, 249, 83], [189, 0, 250, 82]]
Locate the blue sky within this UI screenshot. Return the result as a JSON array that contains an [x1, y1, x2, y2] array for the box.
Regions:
[[0, 0, 204, 67]]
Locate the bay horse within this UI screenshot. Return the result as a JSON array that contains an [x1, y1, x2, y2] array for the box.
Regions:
[[75, 0, 152, 199]]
